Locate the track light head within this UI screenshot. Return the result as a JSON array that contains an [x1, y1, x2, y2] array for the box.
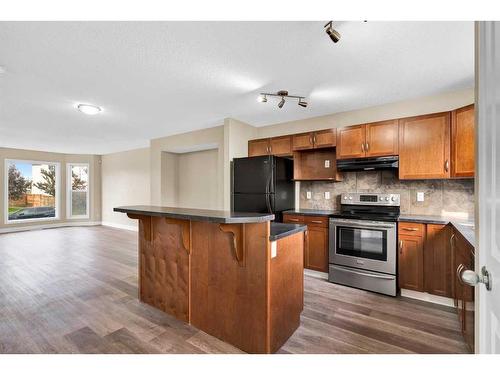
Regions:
[[324, 21, 341, 43], [278, 97, 285, 109], [298, 99, 308, 108]]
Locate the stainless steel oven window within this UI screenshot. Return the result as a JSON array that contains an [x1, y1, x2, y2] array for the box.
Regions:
[[336, 226, 387, 261]]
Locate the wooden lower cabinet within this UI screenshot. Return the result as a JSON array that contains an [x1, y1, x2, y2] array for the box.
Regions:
[[452, 229, 475, 352], [398, 233, 424, 291], [425, 224, 452, 297], [283, 214, 329, 272]]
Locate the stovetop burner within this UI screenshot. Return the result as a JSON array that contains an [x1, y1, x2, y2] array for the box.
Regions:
[[333, 193, 401, 222]]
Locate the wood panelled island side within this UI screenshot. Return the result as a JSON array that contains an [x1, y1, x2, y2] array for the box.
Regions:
[[114, 205, 306, 353]]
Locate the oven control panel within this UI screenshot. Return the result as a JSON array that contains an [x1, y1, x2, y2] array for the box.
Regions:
[[341, 193, 400, 206]]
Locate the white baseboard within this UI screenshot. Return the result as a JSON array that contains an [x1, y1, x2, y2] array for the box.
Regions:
[[304, 269, 329, 280], [101, 221, 138, 232], [0, 221, 102, 234], [400, 289, 455, 307]]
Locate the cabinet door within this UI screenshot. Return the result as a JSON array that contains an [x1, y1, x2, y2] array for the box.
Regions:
[[425, 224, 452, 297], [269, 136, 292, 156], [248, 139, 270, 157], [399, 112, 451, 179], [365, 120, 399, 157], [292, 132, 314, 151], [451, 104, 475, 178], [313, 129, 336, 148], [398, 235, 424, 291], [337, 125, 366, 159], [305, 225, 328, 272]]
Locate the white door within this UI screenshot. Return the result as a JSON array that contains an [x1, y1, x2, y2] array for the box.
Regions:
[[476, 21, 500, 354]]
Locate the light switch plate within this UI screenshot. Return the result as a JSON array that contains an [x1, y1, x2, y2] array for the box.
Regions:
[[324, 191, 331, 200], [324, 159, 331, 168], [271, 241, 277, 258], [306, 191, 312, 199], [417, 192, 425, 202]]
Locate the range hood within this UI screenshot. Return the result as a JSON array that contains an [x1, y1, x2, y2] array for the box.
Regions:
[[336, 156, 399, 171]]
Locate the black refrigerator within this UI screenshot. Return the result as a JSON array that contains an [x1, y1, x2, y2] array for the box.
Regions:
[[232, 155, 294, 222]]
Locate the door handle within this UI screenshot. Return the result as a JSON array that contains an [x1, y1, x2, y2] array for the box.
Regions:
[[445, 159, 449, 172], [460, 266, 492, 291], [310, 220, 324, 224], [402, 227, 419, 232], [365, 142, 369, 152], [288, 218, 300, 222], [399, 240, 403, 254], [361, 143, 365, 152], [313, 134, 317, 144], [309, 135, 313, 145]]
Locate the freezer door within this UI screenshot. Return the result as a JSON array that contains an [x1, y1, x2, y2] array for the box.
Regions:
[[233, 156, 274, 194], [232, 193, 275, 214]]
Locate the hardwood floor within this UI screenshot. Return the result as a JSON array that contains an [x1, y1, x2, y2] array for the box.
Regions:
[[0, 226, 469, 354]]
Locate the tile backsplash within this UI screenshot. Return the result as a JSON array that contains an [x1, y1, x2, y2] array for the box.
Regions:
[[299, 170, 474, 219]]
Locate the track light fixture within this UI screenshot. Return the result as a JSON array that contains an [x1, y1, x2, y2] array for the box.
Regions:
[[258, 90, 307, 109], [324, 21, 341, 43]]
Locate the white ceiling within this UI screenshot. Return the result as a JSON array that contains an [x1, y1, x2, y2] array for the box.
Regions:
[[0, 21, 474, 155]]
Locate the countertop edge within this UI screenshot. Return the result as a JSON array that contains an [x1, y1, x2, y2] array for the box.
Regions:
[[269, 223, 307, 241], [113, 207, 275, 224]]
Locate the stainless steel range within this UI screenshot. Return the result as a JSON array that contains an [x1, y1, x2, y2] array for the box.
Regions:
[[329, 193, 400, 296]]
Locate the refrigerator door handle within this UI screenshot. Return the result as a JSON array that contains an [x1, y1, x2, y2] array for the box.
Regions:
[[266, 194, 272, 214]]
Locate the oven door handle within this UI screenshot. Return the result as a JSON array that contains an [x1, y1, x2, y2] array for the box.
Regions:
[[332, 265, 395, 280], [332, 222, 395, 230]]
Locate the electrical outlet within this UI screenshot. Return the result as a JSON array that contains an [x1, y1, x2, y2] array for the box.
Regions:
[[417, 192, 425, 202], [324, 191, 331, 200], [324, 159, 331, 168], [306, 191, 312, 199]]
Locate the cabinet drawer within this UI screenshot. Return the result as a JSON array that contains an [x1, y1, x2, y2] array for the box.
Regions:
[[305, 216, 329, 228], [398, 222, 425, 237], [283, 214, 305, 224]]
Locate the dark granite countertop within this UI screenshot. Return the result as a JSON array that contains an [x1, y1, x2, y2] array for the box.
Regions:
[[399, 214, 475, 247], [270, 222, 307, 241], [283, 209, 338, 217], [114, 206, 274, 224]]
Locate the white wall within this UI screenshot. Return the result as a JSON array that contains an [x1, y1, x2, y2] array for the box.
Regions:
[[176, 149, 219, 209], [101, 147, 151, 230], [256, 88, 474, 138]]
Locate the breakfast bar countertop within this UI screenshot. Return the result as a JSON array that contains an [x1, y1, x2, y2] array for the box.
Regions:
[[113, 205, 275, 224]]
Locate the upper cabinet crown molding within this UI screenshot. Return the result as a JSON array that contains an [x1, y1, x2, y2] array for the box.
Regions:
[[337, 120, 398, 159], [398, 111, 451, 180], [451, 104, 475, 178]]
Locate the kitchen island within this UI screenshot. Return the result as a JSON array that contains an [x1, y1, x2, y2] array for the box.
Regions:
[[114, 205, 306, 353]]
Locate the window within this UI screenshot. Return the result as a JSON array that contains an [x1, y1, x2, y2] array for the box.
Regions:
[[67, 164, 89, 218], [5, 159, 60, 223]]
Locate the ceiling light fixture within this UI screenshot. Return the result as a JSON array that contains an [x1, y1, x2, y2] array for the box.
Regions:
[[324, 21, 341, 43], [77, 103, 102, 115], [258, 90, 307, 109]]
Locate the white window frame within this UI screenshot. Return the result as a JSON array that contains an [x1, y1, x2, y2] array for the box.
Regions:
[[4, 159, 61, 224], [66, 163, 90, 219]]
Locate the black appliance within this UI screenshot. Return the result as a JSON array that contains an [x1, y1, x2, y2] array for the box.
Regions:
[[329, 193, 401, 296], [232, 155, 294, 222], [336, 156, 399, 172]]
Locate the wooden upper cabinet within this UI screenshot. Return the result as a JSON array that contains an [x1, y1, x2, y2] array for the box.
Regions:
[[269, 135, 292, 156], [248, 138, 270, 157], [292, 132, 314, 151], [365, 120, 399, 157], [451, 104, 475, 178], [313, 129, 336, 148], [425, 224, 452, 298], [337, 125, 366, 159], [398, 112, 451, 180], [292, 130, 336, 151], [248, 136, 292, 157]]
